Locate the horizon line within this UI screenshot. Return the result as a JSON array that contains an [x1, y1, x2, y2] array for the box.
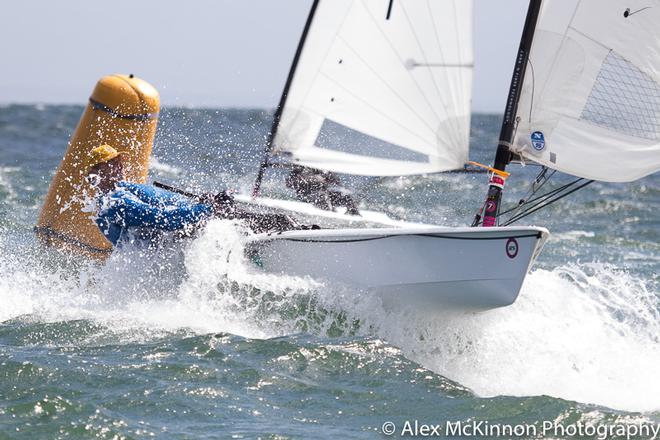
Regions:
[[0, 101, 504, 115]]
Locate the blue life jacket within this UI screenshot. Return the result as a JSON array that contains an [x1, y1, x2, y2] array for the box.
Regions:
[[95, 182, 213, 246]]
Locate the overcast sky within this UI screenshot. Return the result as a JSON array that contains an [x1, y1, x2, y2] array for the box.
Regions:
[[0, 0, 528, 112]]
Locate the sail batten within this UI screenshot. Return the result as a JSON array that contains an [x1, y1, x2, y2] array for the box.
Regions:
[[511, 0, 660, 182], [269, 0, 473, 176]]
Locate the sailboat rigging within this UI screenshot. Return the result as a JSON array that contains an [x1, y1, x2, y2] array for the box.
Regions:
[[252, 0, 320, 198], [475, 0, 542, 227]]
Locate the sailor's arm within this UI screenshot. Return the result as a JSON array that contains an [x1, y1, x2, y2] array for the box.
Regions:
[[101, 189, 213, 231], [117, 182, 187, 205]]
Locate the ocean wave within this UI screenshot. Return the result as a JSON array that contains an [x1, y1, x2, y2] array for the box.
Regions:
[[0, 221, 658, 413]]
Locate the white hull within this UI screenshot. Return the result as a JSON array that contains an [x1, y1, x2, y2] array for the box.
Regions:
[[246, 225, 549, 310]]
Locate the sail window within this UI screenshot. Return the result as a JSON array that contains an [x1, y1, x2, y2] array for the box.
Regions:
[[315, 119, 429, 163], [580, 52, 660, 140]]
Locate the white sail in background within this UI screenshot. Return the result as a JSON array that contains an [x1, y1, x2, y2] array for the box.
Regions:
[[271, 0, 473, 176], [511, 0, 660, 182]]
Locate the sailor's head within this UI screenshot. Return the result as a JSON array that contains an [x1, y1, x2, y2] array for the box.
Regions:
[[86, 144, 126, 190]]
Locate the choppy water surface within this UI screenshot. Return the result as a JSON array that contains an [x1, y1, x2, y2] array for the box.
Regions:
[[0, 105, 658, 438]]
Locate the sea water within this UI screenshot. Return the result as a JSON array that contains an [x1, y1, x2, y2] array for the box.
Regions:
[[0, 105, 658, 438]]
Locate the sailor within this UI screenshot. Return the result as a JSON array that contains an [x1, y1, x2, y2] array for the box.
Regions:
[[86, 145, 301, 246], [285, 165, 360, 215]]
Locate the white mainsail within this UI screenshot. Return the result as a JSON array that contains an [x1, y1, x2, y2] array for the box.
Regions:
[[511, 0, 660, 182], [270, 0, 473, 176]]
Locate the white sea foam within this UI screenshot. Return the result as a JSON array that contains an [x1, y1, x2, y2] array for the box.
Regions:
[[0, 224, 658, 412], [355, 263, 660, 413], [0, 220, 320, 340]]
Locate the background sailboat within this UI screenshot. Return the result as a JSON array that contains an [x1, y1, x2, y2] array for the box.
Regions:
[[243, 0, 474, 224]]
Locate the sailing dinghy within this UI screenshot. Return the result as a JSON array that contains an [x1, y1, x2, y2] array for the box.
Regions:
[[235, 0, 548, 310], [243, 0, 660, 309]]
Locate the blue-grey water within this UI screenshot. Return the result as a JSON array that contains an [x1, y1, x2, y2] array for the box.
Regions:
[[0, 105, 658, 439]]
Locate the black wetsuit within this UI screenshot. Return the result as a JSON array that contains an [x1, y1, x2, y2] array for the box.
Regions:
[[285, 166, 360, 215]]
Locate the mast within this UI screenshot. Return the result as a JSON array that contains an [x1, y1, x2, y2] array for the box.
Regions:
[[476, 0, 543, 227], [252, 0, 320, 198]]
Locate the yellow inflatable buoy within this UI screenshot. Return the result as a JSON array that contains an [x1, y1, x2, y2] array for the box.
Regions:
[[36, 74, 160, 258]]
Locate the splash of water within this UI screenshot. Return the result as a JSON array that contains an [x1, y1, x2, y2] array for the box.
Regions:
[[355, 263, 660, 413], [0, 220, 322, 341], [0, 222, 658, 412]]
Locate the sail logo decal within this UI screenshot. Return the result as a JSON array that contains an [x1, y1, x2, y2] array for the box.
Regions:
[[506, 238, 519, 259], [531, 131, 545, 151]]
